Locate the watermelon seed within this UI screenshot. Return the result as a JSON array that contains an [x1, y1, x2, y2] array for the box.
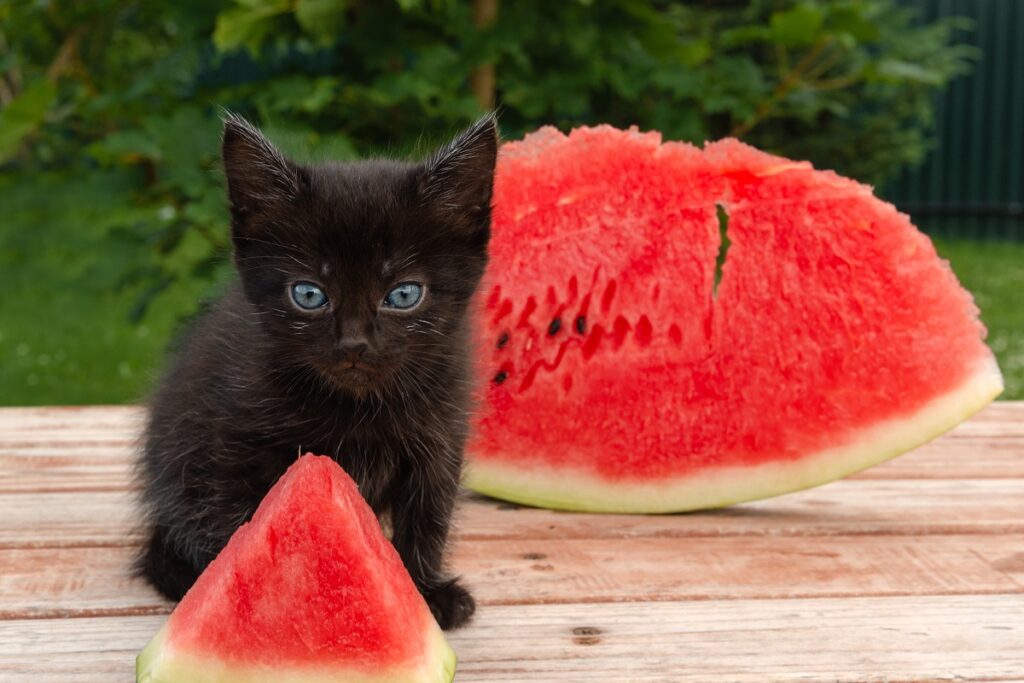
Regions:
[[575, 316, 586, 334], [493, 370, 508, 384], [548, 317, 562, 336], [497, 331, 510, 349]]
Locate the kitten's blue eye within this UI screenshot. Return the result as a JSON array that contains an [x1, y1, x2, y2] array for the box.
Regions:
[[383, 282, 423, 310], [291, 282, 328, 310]]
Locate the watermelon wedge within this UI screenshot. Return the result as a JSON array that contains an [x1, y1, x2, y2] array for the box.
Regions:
[[137, 455, 455, 683], [466, 126, 1003, 513]]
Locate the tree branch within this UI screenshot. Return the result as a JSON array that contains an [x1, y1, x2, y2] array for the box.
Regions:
[[730, 36, 830, 139], [45, 25, 85, 83], [0, 29, 18, 105], [469, 0, 498, 111]]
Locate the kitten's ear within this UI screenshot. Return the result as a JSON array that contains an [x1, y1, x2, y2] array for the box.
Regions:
[[420, 114, 498, 239], [221, 112, 305, 224]]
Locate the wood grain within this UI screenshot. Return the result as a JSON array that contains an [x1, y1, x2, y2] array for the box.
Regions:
[[3, 477, 1022, 549], [0, 441, 136, 493], [0, 405, 143, 433], [0, 402, 1022, 492], [1, 403, 1021, 681], [1, 595, 1021, 682], [0, 491, 142, 548], [3, 533, 1022, 618], [455, 477, 1024, 540]]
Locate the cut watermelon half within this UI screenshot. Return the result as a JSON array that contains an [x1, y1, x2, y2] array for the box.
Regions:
[[137, 455, 455, 683], [466, 126, 1003, 513]]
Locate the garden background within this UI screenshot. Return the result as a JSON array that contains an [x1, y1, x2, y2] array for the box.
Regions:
[[1, 0, 1021, 405]]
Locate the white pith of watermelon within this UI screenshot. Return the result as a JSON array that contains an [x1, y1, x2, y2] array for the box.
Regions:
[[465, 127, 1003, 513], [136, 455, 456, 683], [137, 625, 453, 683], [467, 359, 1001, 512]]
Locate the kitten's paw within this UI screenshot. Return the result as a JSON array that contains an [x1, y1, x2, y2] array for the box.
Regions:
[[136, 528, 201, 602], [423, 577, 476, 630]]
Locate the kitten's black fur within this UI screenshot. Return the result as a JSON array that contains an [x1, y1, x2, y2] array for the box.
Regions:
[[135, 113, 497, 630]]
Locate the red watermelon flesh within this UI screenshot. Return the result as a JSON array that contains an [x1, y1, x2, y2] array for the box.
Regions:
[[136, 455, 455, 683], [466, 126, 1003, 512]]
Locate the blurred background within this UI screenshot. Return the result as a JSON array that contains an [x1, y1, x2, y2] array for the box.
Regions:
[[1, 0, 1021, 405]]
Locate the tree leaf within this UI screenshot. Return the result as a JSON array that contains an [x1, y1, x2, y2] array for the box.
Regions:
[[828, 5, 880, 43], [770, 4, 825, 47], [0, 80, 57, 163], [87, 130, 163, 165], [213, 1, 290, 54], [870, 59, 945, 85], [295, 0, 347, 42]]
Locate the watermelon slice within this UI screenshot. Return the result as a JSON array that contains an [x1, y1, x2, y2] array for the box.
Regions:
[[467, 126, 1003, 513], [136, 455, 455, 683]]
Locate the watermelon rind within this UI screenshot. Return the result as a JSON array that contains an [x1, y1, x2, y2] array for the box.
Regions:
[[136, 620, 456, 683], [465, 358, 1002, 513]]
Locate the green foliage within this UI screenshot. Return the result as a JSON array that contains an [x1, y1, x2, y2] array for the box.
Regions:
[[0, 0, 980, 404], [0, 80, 56, 162], [931, 238, 1024, 402]]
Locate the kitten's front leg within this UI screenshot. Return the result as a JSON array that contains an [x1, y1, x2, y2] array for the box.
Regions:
[[389, 458, 475, 630], [138, 525, 207, 602]]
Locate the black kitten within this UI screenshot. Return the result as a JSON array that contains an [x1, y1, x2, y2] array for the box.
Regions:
[[135, 113, 497, 630]]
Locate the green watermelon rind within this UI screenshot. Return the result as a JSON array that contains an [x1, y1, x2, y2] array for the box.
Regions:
[[136, 620, 456, 683], [465, 358, 1003, 513]]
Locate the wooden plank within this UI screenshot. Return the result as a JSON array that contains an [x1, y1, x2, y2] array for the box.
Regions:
[[0, 404, 1020, 488], [0, 491, 141, 548], [5, 402, 1016, 431], [447, 534, 1024, 605], [0, 407, 141, 493], [5, 477, 1022, 549], [0, 546, 170, 619], [0, 458, 134, 493], [3, 535, 1021, 618], [0, 403, 1019, 682], [1, 404, 1022, 496], [455, 477, 1024, 541], [0, 406, 138, 493], [7, 401, 1019, 432], [1, 595, 1022, 682], [853, 430, 1024, 479], [0, 405, 143, 433], [9, 436, 1023, 495], [451, 595, 1024, 682]]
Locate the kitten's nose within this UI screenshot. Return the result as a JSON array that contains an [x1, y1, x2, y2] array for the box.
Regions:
[[337, 317, 372, 362], [338, 339, 368, 360]]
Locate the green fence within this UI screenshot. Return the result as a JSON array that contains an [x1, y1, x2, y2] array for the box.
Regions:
[[885, 0, 1024, 240]]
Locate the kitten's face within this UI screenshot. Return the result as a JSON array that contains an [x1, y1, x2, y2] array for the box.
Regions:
[[221, 115, 497, 396]]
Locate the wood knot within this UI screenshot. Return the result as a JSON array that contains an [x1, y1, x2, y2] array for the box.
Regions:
[[572, 626, 603, 646], [521, 552, 546, 560]]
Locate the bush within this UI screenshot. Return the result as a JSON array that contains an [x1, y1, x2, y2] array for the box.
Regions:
[[0, 0, 973, 319]]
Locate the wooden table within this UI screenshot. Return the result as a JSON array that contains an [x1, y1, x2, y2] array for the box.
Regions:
[[1, 405, 1022, 682]]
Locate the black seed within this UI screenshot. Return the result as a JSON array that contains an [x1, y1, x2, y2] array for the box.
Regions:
[[494, 371, 508, 384], [497, 331, 510, 349], [548, 317, 562, 336], [575, 316, 586, 334]]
